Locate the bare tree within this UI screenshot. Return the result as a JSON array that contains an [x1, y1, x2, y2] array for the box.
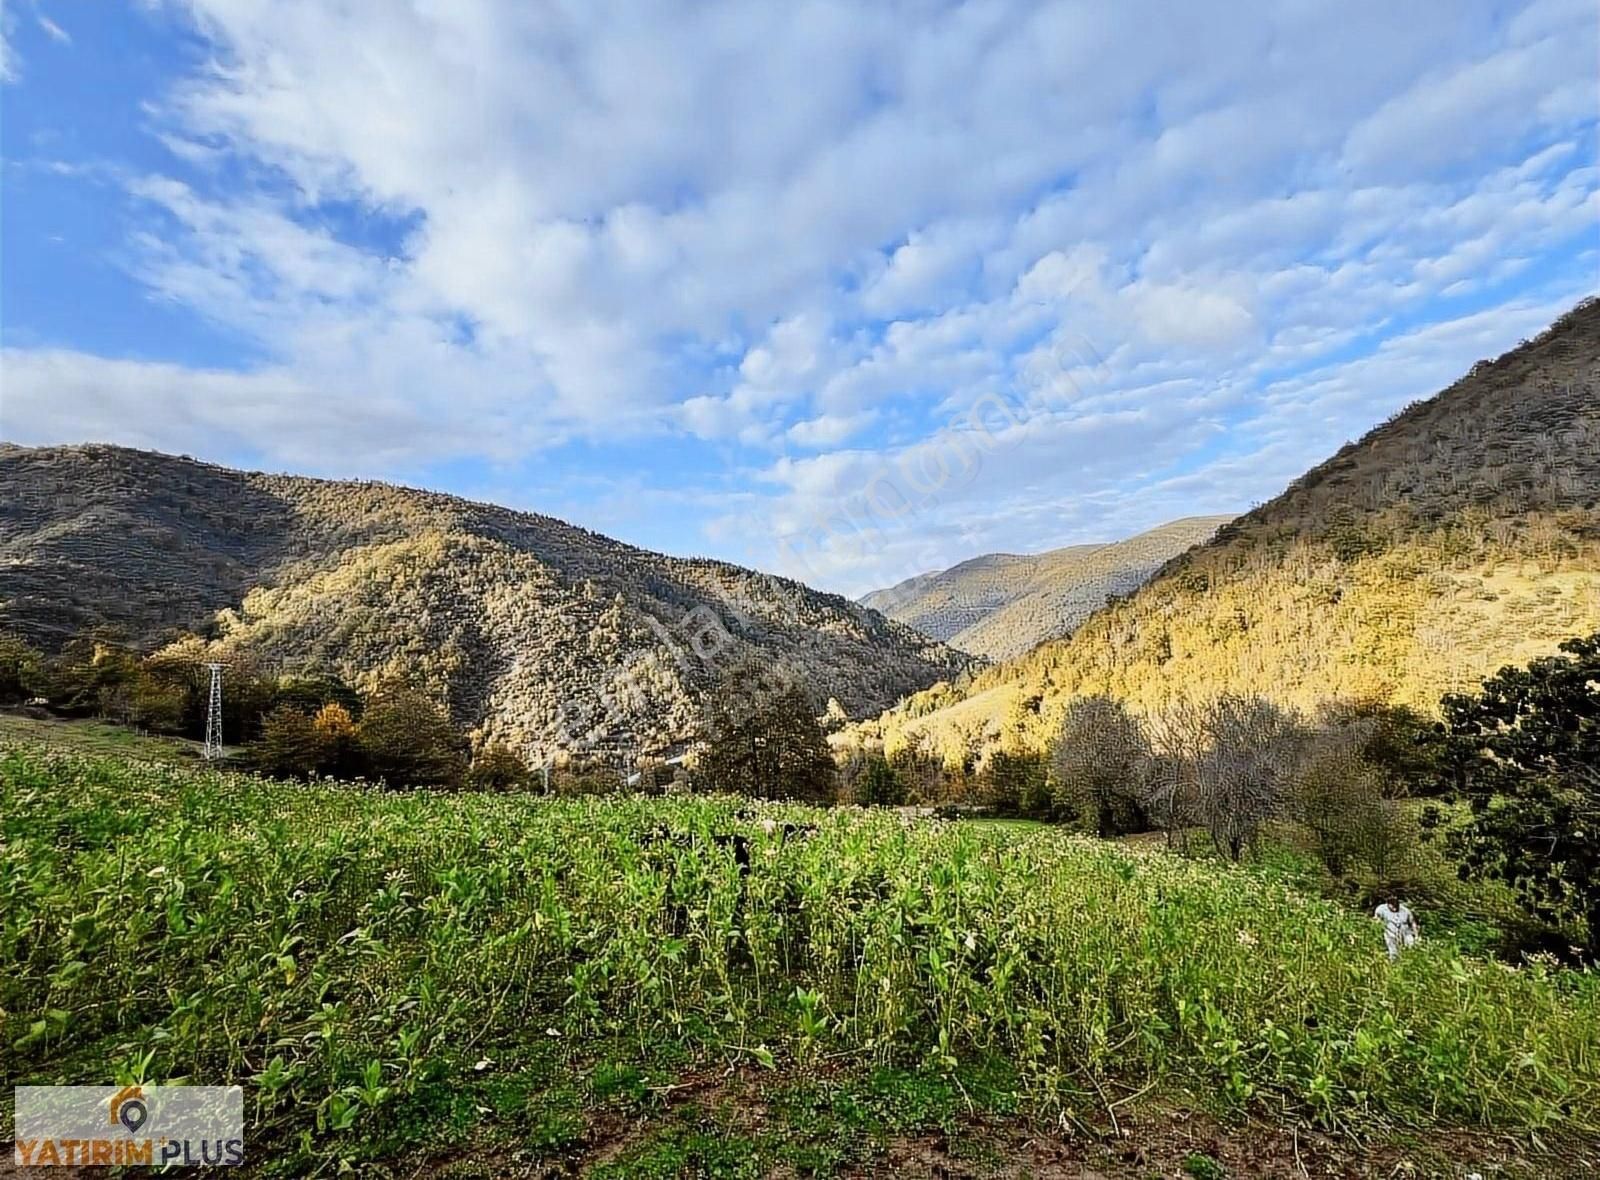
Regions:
[[1190, 694, 1305, 861], [1050, 695, 1152, 836], [1146, 701, 1208, 850]]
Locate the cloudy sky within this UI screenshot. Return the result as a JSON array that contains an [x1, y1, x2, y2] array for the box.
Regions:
[[2, 1, 1596, 597]]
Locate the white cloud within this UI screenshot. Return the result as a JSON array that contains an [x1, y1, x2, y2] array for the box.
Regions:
[[1125, 283, 1258, 352], [0, 349, 452, 470], [4, 0, 1597, 591], [786, 411, 877, 449], [0, 0, 18, 82]]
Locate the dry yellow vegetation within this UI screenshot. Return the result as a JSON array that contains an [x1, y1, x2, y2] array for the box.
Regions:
[[858, 299, 1600, 766]]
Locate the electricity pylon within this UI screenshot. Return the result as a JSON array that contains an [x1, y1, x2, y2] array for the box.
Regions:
[[203, 663, 225, 760]]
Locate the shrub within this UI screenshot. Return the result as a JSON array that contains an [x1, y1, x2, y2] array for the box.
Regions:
[[469, 742, 533, 792], [356, 681, 468, 789]]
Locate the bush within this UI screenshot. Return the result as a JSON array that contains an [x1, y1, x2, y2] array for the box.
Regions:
[[356, 682, 468, 789], [469, 743, 532, 792]]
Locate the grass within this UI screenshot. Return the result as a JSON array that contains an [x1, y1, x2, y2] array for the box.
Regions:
[[4, 743, 1598, 1175], [0, 710, 222, 764]]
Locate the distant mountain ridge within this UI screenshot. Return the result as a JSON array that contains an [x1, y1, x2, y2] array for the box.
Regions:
[[861, 518, 1232, 661], [0, 445, 972, 754], [860, 299, 1600, 764]]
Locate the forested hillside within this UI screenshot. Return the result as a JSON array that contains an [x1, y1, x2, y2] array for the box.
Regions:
[[0, 446, 970, 753], [860, 299, 1600, 765]]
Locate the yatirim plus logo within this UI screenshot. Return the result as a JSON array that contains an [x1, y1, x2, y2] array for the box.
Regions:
[[109, 1086, 149, 1135], [12, 1084, 244, 1167]]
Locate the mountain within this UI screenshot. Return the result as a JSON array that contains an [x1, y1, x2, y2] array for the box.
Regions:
[[861, 517, 1232, 661], [860, 299, 1600, 764], [0, 445, 972, 753]]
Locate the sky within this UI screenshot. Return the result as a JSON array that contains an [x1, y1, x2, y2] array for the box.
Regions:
[[1, 1, 1596, 598]]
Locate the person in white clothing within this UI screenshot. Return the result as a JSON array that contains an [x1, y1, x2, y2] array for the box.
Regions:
[[1374, 895, 1419, 960]]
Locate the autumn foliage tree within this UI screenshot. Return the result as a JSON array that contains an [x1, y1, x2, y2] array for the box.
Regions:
[[312, 703, 360, 777]]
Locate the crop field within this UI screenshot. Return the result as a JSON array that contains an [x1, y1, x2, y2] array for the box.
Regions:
[[4, 745, 1599, 1176]]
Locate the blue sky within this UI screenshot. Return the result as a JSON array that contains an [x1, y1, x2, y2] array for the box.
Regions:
[[2, 0, 1596, 596]]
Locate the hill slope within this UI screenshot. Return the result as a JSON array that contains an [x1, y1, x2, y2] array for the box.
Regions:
[[862, 299, 1600, 764], [863, 517, 1232, 661], [0, 445, 971, 753]]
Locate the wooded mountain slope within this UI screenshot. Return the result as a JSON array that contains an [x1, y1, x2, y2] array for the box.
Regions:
[[0, 445, 971, 753], [862, 517, 1231, 661], [861, 299, 1600, 765]]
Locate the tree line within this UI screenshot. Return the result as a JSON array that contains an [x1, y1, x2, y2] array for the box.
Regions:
[[0, 631, 510, 790], [836, 633, 1600, 957], [5, 627, 1595, 952]]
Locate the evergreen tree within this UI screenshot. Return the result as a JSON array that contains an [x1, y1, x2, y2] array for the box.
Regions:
[[1439, 633, 1600, 951]]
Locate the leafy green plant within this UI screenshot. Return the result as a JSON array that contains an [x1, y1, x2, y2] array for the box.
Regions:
[[3, 742, 1598, 1172]]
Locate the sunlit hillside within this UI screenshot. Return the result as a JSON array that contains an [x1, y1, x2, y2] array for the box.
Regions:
[[860, 299, 1600, 765], [862, 517, 1232, 661]]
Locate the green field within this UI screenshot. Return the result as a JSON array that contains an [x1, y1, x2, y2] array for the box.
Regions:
[[0, 710, 216, 764], [4, 743, 1598, 1176]]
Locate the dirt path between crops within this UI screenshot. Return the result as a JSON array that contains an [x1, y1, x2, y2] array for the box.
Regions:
[[395, 1074, 1596, 1180], [8, 1085, 1592, 1179], [854, 1112, 1595, 1179]]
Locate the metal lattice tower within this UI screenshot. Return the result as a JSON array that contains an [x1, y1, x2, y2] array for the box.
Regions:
[[203, 663, 224, 760]]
